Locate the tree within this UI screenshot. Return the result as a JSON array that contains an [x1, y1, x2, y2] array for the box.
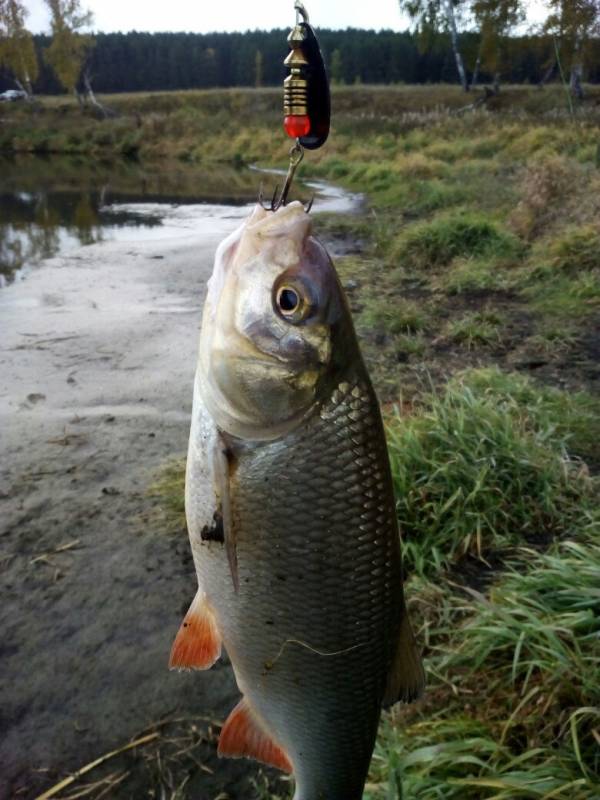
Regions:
[[471, 0, 524, 91], [0, 0, 38, 97], [254, 49, 263, 87], [544, 0, 600, 98], [44, 0, 94, 101], [400, 0, 469, 90], [330, 48, 344, 84]]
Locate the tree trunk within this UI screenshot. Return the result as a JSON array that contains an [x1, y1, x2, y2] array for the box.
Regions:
[[538, 60, 556, 89], [81, 71, 116, 118], [15, 59, 34, 100], [14, 77, 32, 100], [570, 34, 584, 100], [493, 72, 501, 94], [443, 0, 468, 92], [470, 54, 481, 90]]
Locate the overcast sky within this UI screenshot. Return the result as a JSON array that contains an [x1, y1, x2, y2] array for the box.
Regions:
[[25, 0, 546, 34]]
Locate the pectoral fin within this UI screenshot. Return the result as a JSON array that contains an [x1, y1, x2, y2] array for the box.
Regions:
[[213, 434, 239, 593], [218, 697, 293, 774], [169, 590, 222, 670], [383, 612, 425, 707]]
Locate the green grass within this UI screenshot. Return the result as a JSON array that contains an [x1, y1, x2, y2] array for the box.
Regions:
[[148, 458, 186, 533], [389, 213, 522, 272], [367, 538, 600, 799], [361, 297, 429, 336], [386, 369, 596, 578], [444, 310, 503, 349]]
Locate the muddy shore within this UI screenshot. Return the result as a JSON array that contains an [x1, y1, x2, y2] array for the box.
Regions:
[[0, 188, 359, 799]]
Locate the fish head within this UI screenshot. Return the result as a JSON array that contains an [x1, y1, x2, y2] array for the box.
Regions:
[[199, 201, 355, 441]]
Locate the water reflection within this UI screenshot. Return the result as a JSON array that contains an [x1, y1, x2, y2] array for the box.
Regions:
[[0, 155, 265, 285], [0, 191, 105, 284]]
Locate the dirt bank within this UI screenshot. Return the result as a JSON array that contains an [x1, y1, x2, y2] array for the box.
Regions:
[[0, 182, 360, 799]]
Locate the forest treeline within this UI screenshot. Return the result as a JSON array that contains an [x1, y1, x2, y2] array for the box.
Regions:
[[1, 28, 600, 95]]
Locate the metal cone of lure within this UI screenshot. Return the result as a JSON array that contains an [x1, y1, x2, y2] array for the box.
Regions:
[[171, 201, 425, 800], [283, 24, 312, 140]]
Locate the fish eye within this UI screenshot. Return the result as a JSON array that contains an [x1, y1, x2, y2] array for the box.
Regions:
[[277, 287, 300, 314], [273, 281, 312, 323]]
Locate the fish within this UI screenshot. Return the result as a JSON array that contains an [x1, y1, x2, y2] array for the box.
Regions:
[[170, 201, 425, 800]]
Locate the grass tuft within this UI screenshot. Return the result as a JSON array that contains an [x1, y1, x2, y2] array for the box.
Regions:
[[361, 298, 429, 336], [386, 369, 595, 577], [544, 225, 600, 274], [390, 213, 522, 271], [367, 539, 600, 799], [444, 310, 502, 349], [148, 458, 186, 533]]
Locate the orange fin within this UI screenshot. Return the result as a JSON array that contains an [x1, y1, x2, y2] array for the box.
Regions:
[[218, 698, 292, 774], [383, 611, 425, 707], [169, 590, 221, 670]]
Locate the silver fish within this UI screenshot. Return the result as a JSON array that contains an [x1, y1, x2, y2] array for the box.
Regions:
[[171, 202, 424, 800]]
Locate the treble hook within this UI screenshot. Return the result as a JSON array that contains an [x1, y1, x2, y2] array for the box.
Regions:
[[271, 142, 305, 211], [295, 1, 309, 24]]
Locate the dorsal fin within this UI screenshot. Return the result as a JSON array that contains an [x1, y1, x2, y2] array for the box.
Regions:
[[383, 611, 426, 707], [169, 590, 222, 670], [218, 698, 293, 774]]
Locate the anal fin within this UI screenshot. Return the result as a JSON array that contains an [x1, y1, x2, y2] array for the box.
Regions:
[[169, 590, 222, 670], [383, 611, 425, 707], [218, 697, 293, 774]]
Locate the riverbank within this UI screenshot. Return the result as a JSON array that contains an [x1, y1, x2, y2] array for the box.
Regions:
[[0, 180, 363, 799], [3, 85, 600, 162], [0, 205, 272, 799]]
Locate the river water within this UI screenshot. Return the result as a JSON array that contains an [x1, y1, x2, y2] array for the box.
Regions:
[[0, 155, 359, 285]]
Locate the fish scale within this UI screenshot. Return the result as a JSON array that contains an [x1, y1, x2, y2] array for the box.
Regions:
[[194, 374, 402, 799], [174, 203, 424, 800]]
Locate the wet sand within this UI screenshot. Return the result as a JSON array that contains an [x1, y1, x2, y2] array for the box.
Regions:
[[0, 190, 359, 799]]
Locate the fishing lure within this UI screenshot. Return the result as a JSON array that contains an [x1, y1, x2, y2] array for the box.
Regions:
[[272, 1, 331, 210]]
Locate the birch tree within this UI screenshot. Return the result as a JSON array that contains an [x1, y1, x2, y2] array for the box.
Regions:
[[471, 0, 524, 91], [44, 0, 94, 101], [544, 0, 600, 98], [399, 0, 469, 91], [0, 0, 38, 97]]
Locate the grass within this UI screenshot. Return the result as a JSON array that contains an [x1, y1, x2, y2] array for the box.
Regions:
[[367, 538, 600, 799], [361, 297, 429, 336], [386, 369, 595, 578], [444, 310, 503, 349], [148, 458, 186, 533], [389, 213, 522, 272]]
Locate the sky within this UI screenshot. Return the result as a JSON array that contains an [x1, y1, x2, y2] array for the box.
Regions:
[[25, 0, 547, 35]]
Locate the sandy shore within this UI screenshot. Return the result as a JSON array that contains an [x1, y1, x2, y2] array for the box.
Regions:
[[0, 188, 359, 799]]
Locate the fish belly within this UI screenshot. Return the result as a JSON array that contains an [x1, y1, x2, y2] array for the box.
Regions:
[[188, 374, 404, 799]]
